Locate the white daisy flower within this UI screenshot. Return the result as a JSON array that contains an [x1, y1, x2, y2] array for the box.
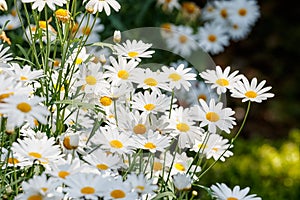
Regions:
[[192, 133, 233, 162], [83, 148, 123, 171], [172, 173, 192, 191], [162, 64, 197, 91], [131, 91, 172, 115], [15, 174, 63, 200], [160, 23, 176, 38], [7, 63, 44, 84], [228, 0, 260, 26], [12, 137, 62, 166], [132, 68, 171, 93], [0, 94, 50, 128], [197, 99, 236, 134], [21, 0, 67, 12], [166, 152, 199, 176], [212, 0, 232, 24], [104, 55, 139, 86], [66, 46, 91, 67], [166, 25, 198, 57], [24, 22, 57, 44], [231, 76, 274, 103], [197, 22, 230, 55], [74, 13, 104, 44], [63, 172, 106, 199], [211, 183, 262, 200], [114, 40, 155, 62], [0, 44, 13, 67], [157, 0, 181, 12], [200, 66, 244, 95], [0, 8, 21, 30], [190, 81, 218, 105], [83, 0, 121, 16], [202, 2, 217, 21], [133, 130, 171, 153], [226, 22, 251, 41], [126, 173, 158, 195], [102, 177, 138, 200]]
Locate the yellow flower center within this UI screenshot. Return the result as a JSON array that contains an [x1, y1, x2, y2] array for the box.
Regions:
[[85, 75, 97, 85], [100, 96, 113, 106], [245, 90, 257, 98], [39, 21, 47, 29], [97, 164, 109, 170], [0, 92, 14, 102], [233, 24, 239, 30], [176, 123, 190, 132], [133, 124, 147, 134], [182, 2, 197, 14], [82, 26, 91, 35], [110, 140, 123, 149], [197, 143, 208, 149], [20, 76, 28, 81], [7, 25, 14, 30], [58, 171, 70, 179], [220, 9, 228, 18], [227, 197, 238, 200], [144, 78, 158, 86], [81, 186, 95, 194], [55, 9, 70, 23], [110, 189, 126, 198], [17, 102, 32, 113], [179, 35, 188, 43], [206, 112, 220, 122], [153, 161, 163, 171], [136, 185, 145, 191], [144, 104, 155, 111], [168, 73, 181, 81], [216, 78, 229, 86], [238, 8, 247, 16], [174, 163, 186, 171], [11, 10, 17, 17], [28, 195, 43, 200], [208, 34, 217, 42], [7, 158, 19, 164], [144, 142, 156, 149], [41, 187, 48, 192], [128, 51, 139, 58], [212, 147, 219, 152], [63, 136, 77, 150], [28, 152, 42, 159], [161, 23, 172, 33], [117, 70, 129, 80], [75, 58, 83, 65]]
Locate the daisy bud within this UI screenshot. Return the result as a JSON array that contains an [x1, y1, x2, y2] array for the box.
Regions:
[[173, 173, 192, 191], [55, 9, 71, 23], [0, 0, 7, 11], [99, 54, 106, 65], [86, 6, 94, 14], [113, 30, 121, 43], [192, 191, 198, 196], [63, 133, 79, 150]]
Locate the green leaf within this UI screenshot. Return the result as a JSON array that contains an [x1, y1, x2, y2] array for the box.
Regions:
[[152, 192, 176, 200]]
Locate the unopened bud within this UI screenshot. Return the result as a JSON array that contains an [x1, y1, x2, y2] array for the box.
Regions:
[[0, 0, 8, 11], [63, 134, 79, 150], [86, 6, 94, 14], [55, 9, 71, 23], [192, 190, 198, 196], [113, 30, 121, 43], [99, 54, 106, 65]]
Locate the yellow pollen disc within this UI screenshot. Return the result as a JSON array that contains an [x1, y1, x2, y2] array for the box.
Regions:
[[117, 70, 129, 80], [7, 25, 14, 30], [110, 189, 126, 198], [144, 142, 156, 149], [28, 195, 43, 200], [245, 90, 257, 98], [20, 76, 28, 81], [133, 124, 147, 134], [208, 34, 217, 42], [220, 9, 228, 18], [206, 112, 220, 122], [161, 23, 172, 32], [233, 24, 239, 29], [207, 6, 214, 12], [85, 75, 97, 85], [144, 78, 158, 86], [81, 186, 95, 194], [71, 23, 79, 34], [55, 9, 68, 17], [179, 35, 188, 43], [212, 147, 219, 152], [11, 10, 17, 17], [54, 60, 60, 67], [227, 197, 238, 200], [136, 185, 145, 191], [165, 0, 171, 3], [0, 92, 14, 102], [28, 152, 42, 159], [110, 140, 123, 149], [182, 2, 196, 13], [100, 96, 113, 106], [7, 158, 19, 164], [41, 187, 48, 192], [198, 94, 207, 101], [58, 171, 70, 179], [238, 8, 247, 16], [128, 51, 139, 58], [17, 102, 32, 113], [198, 144, 208, 149], [216, 78, 229, 86], [75, 58, 83, 65], [82, 26, 91, 35], [176, 123, 190, 132], [144, 104, 155, 111], [34, 119, 39, 126], [97, 164, 109, 170], [169, 73, 181, 81], [38, 21, 47, 29], [153, 161, 163, 171], [174, 163, 186, 171]]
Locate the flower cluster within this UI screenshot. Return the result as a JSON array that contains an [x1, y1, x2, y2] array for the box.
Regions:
[[0, 0, 273, 199]]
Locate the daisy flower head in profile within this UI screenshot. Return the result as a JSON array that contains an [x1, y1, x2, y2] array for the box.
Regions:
[[157, 0, 181, 12], [126, 173, 158, 195], [83, 0, 121, 16], [21, 0, 67, 12], [166, 25, 198, 57], [162, 64, 197, 91], [172, 173, 192, 191], [197, 22, 230, 55], [231, 76, 274, 103], [0, 44, 13, 68], [113, 40, 155, 62], [7, 63, 44, 85], [202, 2, 217, 21], [197, 99, 236, 134], [0, 6, 22, 31], [211, 183, 262, 200], [102, 177, 138, 200], [0, 94, 50, 128], [200, 66, 244, 95]]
